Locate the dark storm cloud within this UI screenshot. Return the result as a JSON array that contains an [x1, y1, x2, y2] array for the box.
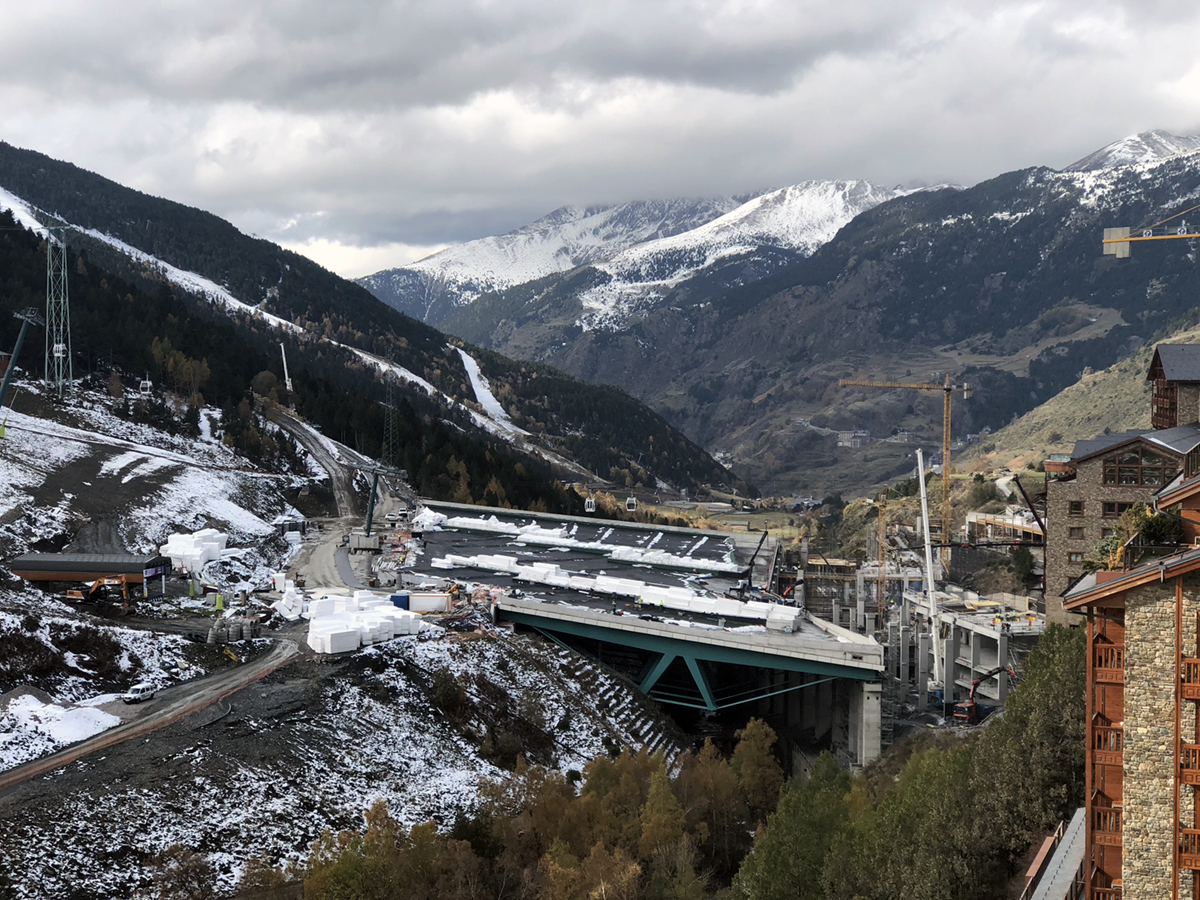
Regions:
[[1, 0, 1198, 275]]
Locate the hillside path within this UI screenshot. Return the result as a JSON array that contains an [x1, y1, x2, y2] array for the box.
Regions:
[[0, 638, 305, 795]]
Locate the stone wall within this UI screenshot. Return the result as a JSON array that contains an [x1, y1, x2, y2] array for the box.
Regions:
[[1045, 455, 1170, 625], [1123, 579, 1199, 900], [1180, 384, 1200, 426]]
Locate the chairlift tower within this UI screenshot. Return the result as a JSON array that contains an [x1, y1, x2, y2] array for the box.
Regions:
[[44, 228, 73, 398]]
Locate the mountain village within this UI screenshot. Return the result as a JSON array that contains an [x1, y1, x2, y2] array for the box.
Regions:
[[0, 129, 1199, 900]]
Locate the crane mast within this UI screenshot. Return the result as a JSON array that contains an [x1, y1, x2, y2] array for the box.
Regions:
[[279, 342, 293, 394], [838, 373, 972, 566]]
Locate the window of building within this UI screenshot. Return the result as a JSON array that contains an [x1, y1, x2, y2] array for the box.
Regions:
[[1101, 527, 1115, 538], [1069, 501, 1084, 516], [1068, 552, 1084, 563], [1103, 501, 1134, 518], [1188, 445, 1200, 479], [1069, 526, 1085, 539], [1101, 445, 1177, 486]]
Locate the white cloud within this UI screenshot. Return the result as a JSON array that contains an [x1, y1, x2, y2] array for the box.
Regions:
[[278, 238, 449, 279], [1, 0, 1198, 275]]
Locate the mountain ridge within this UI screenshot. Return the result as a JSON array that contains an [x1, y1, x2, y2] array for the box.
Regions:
[[0, 141, 740, 499]]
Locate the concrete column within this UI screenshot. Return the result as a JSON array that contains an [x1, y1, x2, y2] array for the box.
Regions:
[[917, 632, 930, 711], [997, 632, 1010, 701], [832, 599, 841, 630], [849, 681, 882, 766], [942, 628, 957, 704]]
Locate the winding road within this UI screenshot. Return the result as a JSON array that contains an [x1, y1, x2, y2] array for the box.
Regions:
[[0, 638, 305, 794]]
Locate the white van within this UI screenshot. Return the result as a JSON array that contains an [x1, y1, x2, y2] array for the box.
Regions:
[[122, 683, 156, 704]]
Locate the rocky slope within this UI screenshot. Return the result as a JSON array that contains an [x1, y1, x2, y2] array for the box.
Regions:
[[429, 133, 1200, 495], [0, 142, 735, 497]]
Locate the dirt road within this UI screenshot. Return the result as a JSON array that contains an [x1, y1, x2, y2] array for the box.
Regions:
[[0, 638, 305, 794], [274, 409, 358, 518]]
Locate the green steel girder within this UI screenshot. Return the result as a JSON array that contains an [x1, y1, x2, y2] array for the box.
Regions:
[[504, 607, 876, 682]]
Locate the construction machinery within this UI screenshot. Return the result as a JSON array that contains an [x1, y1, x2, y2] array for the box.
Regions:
[[0, 309, 44, 438], [279, 342, 294, 394], [952, 665, 1017, 725], [64, 575, 135, 603], [838, 373, 972, 565], [1103, 203, 1200, 257]]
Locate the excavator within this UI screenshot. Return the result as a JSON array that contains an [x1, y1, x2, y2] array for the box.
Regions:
[[952, 665, 1017, 725], [65, 575, 135, 604]]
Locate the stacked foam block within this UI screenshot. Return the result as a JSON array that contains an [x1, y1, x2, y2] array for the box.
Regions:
[[429, 553, 795, 623], [160, 529, 229, 573], [306, 590, 437, 654], [271, 586, 305, 622]]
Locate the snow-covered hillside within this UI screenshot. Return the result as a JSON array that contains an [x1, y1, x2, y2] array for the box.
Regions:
[[576, 180, 900, 330], [0, 384, 297, 571], [1064, 129, 1200, 172], [359, 197, 742, 323], [360, 180, 903, 330]]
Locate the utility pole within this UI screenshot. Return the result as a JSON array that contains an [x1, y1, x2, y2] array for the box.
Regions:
[[44, 228, 73, 398]]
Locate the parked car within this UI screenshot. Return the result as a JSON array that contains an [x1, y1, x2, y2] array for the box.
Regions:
[[122, 683, 156, 704]]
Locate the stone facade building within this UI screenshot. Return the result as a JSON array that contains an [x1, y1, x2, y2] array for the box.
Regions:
[[1066, 465, 1200, 900], [1045, 425, 1200, 623], [1148, 344, 1200, 430]]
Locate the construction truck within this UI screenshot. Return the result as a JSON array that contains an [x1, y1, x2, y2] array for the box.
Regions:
[[952, 666, 1017, 725]]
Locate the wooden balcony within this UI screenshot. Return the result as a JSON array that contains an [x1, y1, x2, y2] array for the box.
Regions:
[[1184, 659, 1200, 700], [1094, 645, 1124, 684], [1183, 744, 1200, 785], [1181, 829, 1200, 870], [1092, 806, 1122, 848], [1092, 725, 1123, 766], [1091, 887, 1121, 900]]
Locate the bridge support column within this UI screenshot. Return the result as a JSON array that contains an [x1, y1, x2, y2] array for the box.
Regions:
[[640, 653, 676, 693], [848, 681, 882, 767], [684, 656, 717, 711]]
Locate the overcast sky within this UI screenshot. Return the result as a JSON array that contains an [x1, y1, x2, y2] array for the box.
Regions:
[[3, 0, 1199, 278]]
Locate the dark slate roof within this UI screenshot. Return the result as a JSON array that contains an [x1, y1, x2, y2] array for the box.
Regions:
[[1150, 344, 1200, 382], [1148, 422, 1200, 454], [1071, 431, 1146, 461], [1072, 423, 1200, 463], [9, 553, 167, 575], [1065, 545, 1200, 601]]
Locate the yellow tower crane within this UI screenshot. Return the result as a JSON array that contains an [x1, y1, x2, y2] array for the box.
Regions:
[[1102, 202, 1200, 256], [838, 373, 972, 565]]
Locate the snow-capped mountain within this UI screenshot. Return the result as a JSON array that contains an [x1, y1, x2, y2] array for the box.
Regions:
[[575, 180, 901, 330], [1064, 129, 1200, 172], [358, 197, 743, 324]]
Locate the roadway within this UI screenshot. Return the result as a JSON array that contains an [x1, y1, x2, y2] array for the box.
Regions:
[[0, 637, 305, 794]]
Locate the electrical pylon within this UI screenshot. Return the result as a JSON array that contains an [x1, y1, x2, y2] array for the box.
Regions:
[[44, 228, 73, 398], [383, 378, 401, 467]]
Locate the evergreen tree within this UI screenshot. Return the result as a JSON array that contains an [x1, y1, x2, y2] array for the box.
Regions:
[[731, 719, 784, 826], [732, 753, 850, 900]]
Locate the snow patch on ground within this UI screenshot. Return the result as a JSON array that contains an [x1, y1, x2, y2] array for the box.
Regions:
[[0, 631, 682, 897], [455, 347, 526, 435], [0, 694, 120, 771]]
